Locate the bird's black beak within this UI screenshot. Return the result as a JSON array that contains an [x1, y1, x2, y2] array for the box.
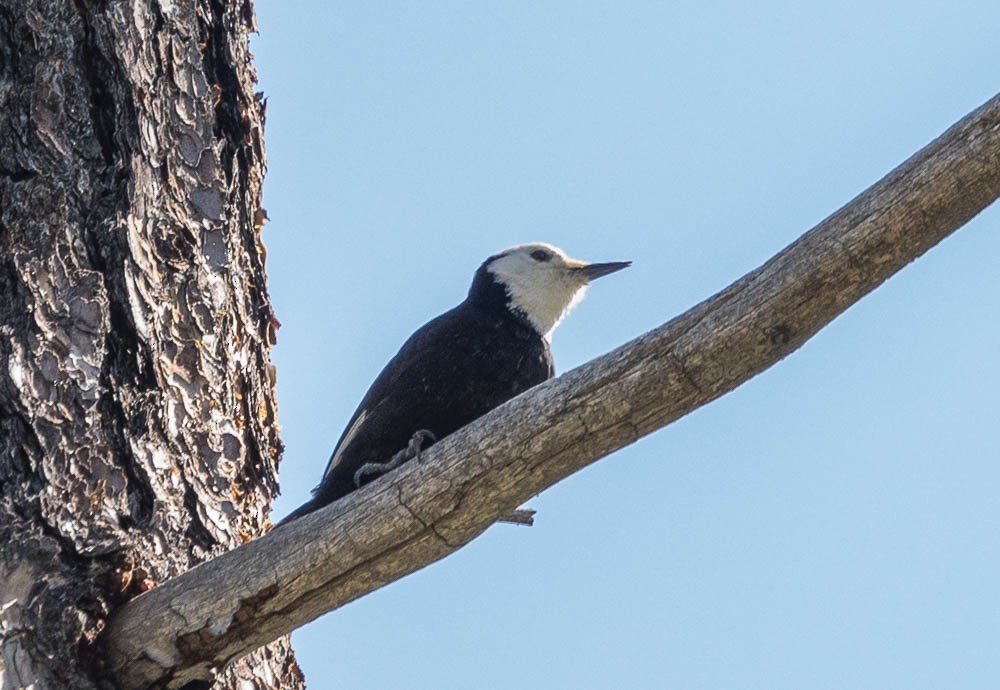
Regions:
[[575, 261, 631, 281]]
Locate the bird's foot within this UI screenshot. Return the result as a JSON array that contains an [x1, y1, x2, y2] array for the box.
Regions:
[[354, 429, 437, 488]]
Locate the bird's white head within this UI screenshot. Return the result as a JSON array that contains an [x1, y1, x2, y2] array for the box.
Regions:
[[485, 242, 630, 339]]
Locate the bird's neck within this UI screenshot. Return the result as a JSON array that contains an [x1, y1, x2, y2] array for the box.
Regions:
[[466, 265, 544, 338]]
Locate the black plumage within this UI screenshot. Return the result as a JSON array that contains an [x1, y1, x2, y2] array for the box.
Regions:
[[280, 244, 628, 523]]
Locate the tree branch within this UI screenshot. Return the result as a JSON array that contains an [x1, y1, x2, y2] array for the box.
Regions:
[[101, 93, 1000, 689]]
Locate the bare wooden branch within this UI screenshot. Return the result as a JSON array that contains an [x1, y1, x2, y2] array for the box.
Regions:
[[102, 93, 1000, 689]]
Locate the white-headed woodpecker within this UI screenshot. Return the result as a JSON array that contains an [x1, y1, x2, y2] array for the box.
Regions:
[[280, 243, 629, 523]]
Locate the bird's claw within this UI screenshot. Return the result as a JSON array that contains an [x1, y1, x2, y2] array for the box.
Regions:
[[406, 428, 436, 456], [354, 429, 437, 488]]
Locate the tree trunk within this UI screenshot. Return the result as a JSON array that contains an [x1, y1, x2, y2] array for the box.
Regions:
[[0, 1, 302, 688]]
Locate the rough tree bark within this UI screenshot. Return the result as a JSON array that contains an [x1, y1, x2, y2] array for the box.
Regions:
[[0, 1, 302, 689], [101, 93, 1000, 689]]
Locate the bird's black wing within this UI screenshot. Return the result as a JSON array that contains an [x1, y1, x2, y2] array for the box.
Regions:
[[301, 303, 551, 513]]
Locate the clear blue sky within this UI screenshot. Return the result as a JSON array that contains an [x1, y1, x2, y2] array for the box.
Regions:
[[252, 4, 999, 688]]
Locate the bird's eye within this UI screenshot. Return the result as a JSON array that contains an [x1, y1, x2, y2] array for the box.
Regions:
[[530, 250, 551, 262]]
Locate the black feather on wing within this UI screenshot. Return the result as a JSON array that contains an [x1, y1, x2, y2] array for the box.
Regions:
[[287, 301, 551, 519]]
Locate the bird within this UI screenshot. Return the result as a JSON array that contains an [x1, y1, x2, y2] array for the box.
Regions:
[[279, 242, 629, 523]]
